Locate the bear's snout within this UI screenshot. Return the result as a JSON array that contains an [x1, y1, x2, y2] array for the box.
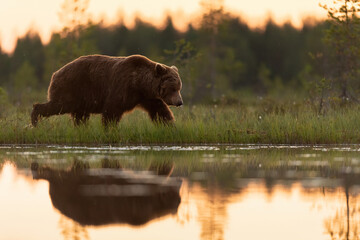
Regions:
[[175, 99, 183, 107], [174, 93, 183, 107], [164, 91, 183, 107], [175, 97, 184, 107]]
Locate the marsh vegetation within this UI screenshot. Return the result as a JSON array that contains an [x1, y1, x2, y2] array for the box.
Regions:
[[0, 99, 359, 144]]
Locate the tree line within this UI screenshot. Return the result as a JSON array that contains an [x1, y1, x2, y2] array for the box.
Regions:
[[0, 4, 347, 106]]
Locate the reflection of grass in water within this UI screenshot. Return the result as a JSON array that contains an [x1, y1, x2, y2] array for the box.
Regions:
[[2, 146, 360, 177], [1, 105, 360, 144]]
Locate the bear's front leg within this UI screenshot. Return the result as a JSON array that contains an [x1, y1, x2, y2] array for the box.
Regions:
[[140, 99, 174, 124]]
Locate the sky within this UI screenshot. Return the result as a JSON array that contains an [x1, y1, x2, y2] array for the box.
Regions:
[[0, 0, 331, 54]]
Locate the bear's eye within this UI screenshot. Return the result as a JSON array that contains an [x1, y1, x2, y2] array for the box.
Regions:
[[163, 77, 174, 83]]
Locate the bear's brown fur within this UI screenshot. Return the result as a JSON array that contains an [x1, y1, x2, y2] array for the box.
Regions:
[[31, 55, 183, 126]]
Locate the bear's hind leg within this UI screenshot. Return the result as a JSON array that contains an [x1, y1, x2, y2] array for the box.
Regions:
[[72, 112, 90, 126], [31, 101, 68, 127], [101, 112, 122, 128], [140, 99, 174, 124]]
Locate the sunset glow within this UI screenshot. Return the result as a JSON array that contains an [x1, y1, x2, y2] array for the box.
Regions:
[[0, 0, 331, 53]]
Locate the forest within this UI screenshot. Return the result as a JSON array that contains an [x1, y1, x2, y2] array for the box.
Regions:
[[0, 2, 334, 108]]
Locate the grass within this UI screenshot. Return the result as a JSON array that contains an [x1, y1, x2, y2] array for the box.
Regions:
[[1, 101, 360, 144], [2, 144, 359, 179]]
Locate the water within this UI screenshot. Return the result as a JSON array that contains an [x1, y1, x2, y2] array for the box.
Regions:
[[0, 145, 359, 240]]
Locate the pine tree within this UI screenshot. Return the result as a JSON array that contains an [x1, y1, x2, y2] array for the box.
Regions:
[[321, 0, 360, 100]]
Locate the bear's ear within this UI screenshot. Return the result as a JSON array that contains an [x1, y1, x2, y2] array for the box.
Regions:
[[171, 65, 178, 72], [155, 63, 167, 76]]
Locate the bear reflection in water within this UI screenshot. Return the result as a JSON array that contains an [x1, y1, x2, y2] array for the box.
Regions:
[[31, 160, 182, 226]]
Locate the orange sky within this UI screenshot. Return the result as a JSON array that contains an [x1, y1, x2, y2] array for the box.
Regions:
[[0, 0, 331, 54]]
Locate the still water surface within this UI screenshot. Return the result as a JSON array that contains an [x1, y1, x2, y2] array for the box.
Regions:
[[0, 145, 359, 240]]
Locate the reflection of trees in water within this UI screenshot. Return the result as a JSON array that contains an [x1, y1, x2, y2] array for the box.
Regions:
[[195, 182, 228, 240], [58, 215, 89, 240], [324, 195, 359, 240], [193, 168, 237, 240], [324, 176, 360, 240], [190, 165, 360, 240]]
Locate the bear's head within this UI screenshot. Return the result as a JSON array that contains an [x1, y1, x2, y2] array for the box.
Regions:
[[155, 64, 183, 107]]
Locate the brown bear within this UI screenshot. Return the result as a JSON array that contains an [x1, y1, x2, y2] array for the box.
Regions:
[[31, 54, 183, 126]]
